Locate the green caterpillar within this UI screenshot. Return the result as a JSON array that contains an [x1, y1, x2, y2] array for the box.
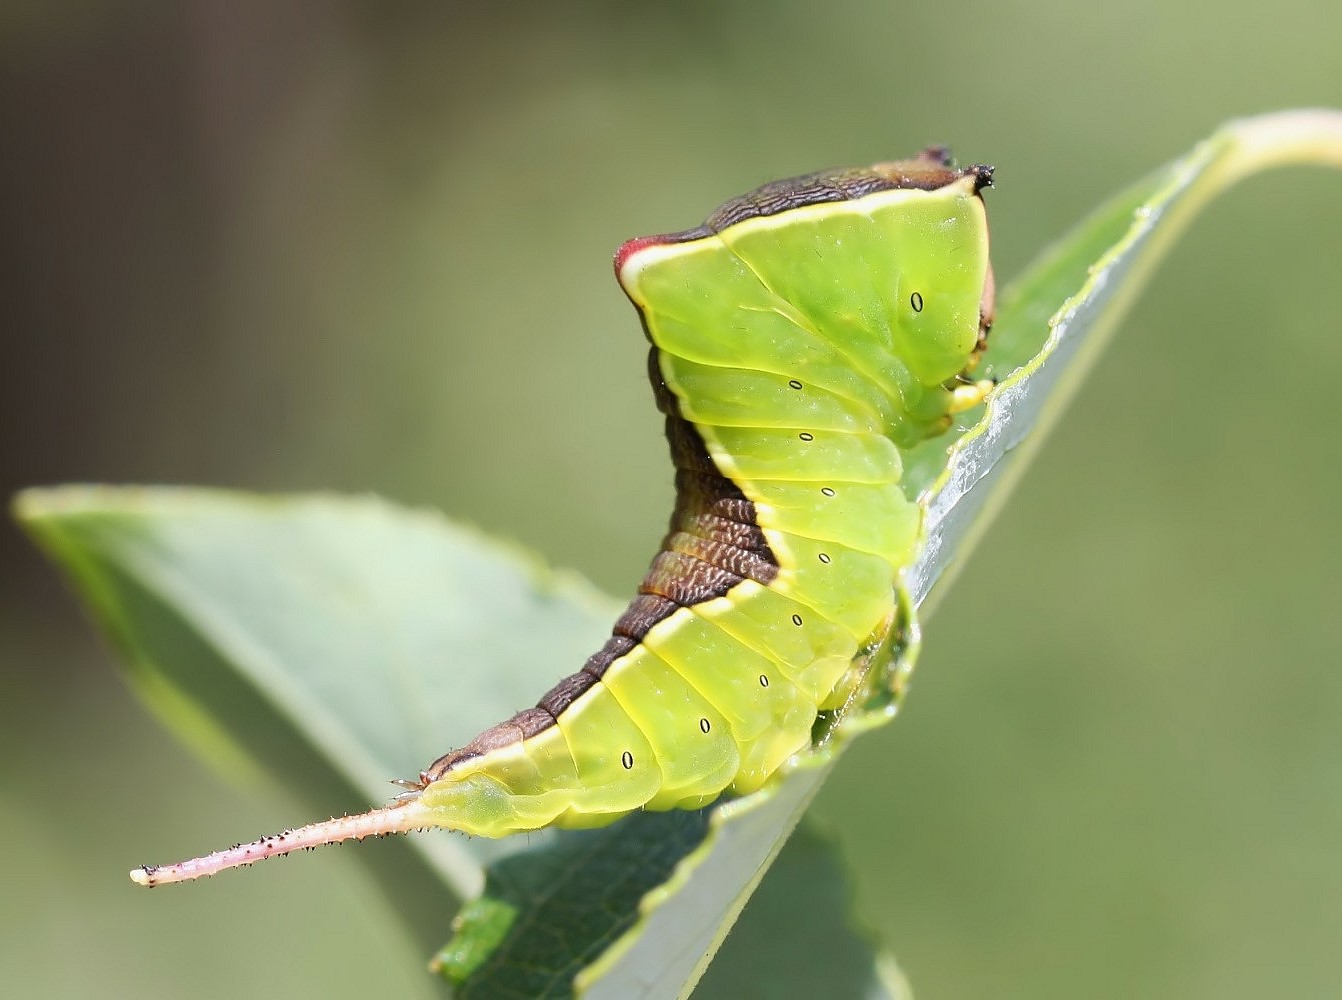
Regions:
[[132, 148, 995, 886]]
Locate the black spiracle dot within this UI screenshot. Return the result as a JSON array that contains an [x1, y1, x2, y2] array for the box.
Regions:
[[699, 718, 711, 733], [788, 379, 803, 390], [910, 291, 924, 313], [818, 552, 831, 564], [791, 613, 804, 627], [759, 674, 770, 688], [621, 750, 634, 770], [821, 487, 836, 497], [799, 432, 814, 442]]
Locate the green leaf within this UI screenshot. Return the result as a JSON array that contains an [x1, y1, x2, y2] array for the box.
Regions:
[[16, 484, 906, 999], [14, 488, 619, 949], [917, 109, 1342, 608], [437, 810, 712, 996], [440, 816, 906, 1000], [561, 109, 1342, 999], [694, 821, 910, 1000], [15, 110, 1342, 998]]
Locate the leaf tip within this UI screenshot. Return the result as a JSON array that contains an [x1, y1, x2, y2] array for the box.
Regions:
[[9, 487, 49, 526]]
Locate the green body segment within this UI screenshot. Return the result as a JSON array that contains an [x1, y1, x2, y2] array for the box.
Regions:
[[417, 165, 992, 837]]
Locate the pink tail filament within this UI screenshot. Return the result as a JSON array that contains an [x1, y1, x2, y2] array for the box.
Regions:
[[129, 799, 432, 887]]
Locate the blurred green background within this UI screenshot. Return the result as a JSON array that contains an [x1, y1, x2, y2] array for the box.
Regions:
[[3, 2, 1340, 997]]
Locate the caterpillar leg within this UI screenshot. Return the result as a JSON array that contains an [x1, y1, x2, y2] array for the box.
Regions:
[[947, 378, 995, 414]]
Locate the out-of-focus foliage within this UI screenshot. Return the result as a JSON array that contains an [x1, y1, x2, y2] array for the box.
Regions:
[[3, 4, 1340, 998]]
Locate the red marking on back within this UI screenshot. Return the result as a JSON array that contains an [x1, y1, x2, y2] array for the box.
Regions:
[[613, 234, 671, 276]]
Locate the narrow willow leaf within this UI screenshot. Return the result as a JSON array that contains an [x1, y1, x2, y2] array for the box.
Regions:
[[437, 810, 712, 997], [15, 489, 620, 897], [565, 109, 1342, 999], [694, 821, 908, 1000], [916, 108, 1342, 608], [441, 818, 903, 1000]]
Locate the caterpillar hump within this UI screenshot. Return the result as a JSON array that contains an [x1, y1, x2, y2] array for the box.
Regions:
[[131, 149, 993, 885]]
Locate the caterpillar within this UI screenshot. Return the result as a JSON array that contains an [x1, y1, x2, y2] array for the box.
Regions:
[[131, 147, 995, 887]]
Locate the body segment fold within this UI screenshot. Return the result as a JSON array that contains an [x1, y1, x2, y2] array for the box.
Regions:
[[412, 153, 994, 837]]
